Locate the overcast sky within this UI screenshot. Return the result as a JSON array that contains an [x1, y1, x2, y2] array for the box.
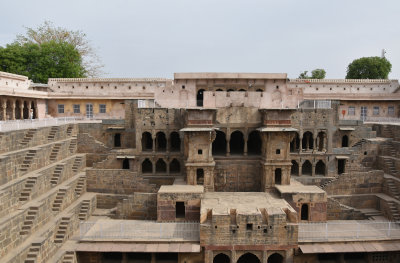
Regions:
[[1, 0, 399, 79]]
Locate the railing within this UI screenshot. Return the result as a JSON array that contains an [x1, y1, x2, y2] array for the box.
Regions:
[[0, 117, 78, 132], [299, 100, 331, 109], [298, 221, 400, 242], [364, 117, 400, 123], [79, 221, 200, 241]]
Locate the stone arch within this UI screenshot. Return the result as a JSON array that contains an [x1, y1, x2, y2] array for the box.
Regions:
[[302, 160, 312, 176], [213, 131, 227, 155], [156, 131, 167, 152], [317, 131, 326, 151], [290, 132, 300, 152], [141, 159, 152, 173], [267, 253, 284, 263], [230, 130, 244, 155], [216, 89, 223, 92], [155, 158, 167, 173], [302, 131, 313, 150], [342, 135, 349, 147], [237, 253, 261, 263], [170, 132, 180, 152], [315, 160, 326, 176], [141, 132, 153, 151], [169, 159, 180, 173], [197, 89, 205, 106], [291, 160, 299, 175], [248, 130, 262, 155], [213, 253, 230, 263]]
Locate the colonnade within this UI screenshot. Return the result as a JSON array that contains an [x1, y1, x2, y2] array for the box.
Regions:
[[0, 97, 38, 121]]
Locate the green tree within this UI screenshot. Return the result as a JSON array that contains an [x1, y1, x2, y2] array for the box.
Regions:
[[298, 69, 326, 79], [0, 41, 86, 83], [346, 56, 391, 79], [15, 21, 103, 77]]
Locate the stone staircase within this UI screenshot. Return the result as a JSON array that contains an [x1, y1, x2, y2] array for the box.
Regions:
[[75, 176, 86, 197], [66, 125, 74, 136], [386, 178, 400, 200], [54, 216, 70, 244], [52, 189, 67, 212], [351, 138, 367, 148], [382, 126, 394, 139], [387, 201, 400, 221], [47, 126, 59, 141], [20, 206, 39, 235], [24, 242, 41, 263], [381, 157, 399, 177], [381, 142, 397, 158], [320, 173, 342, 189], [72, 156, 83, 173], [50, 164, 64, 185], [78, 200, 91, 221], [19, 177, 38, 202], [20, 150, 37, 172], [20, 129, 36, 146], [49, 143, 62, 161], [68, 138, 77, 153], [62, 251, 75, 263]]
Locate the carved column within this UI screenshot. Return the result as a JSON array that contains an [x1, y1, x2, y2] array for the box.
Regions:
[[323, 133, 327, 152], [152, 159, 156, 175], [299, 136, 303, 152], [298, 161, 302, 177], [152, 133, 156, 153], [1, 100, 6, 121], [306, 134, 310, 150], [312, 162, 316, 177], [244, 136, 248, 156], [313, 135, 317, 152], [11, 100, 16, 120]]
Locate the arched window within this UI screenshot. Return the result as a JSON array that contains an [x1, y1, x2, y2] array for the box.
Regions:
[[156, 132, 166, 152], [256, 89, 263, 92], [141, 132, 153, 151], [197, 89, 205, 106], [315, 160, 326, 176], [301, 204, 309, 220], [213, 253, 230, 263], [216, 89, 223, 92], [212, 131, 227, 155], [114, 133, 121, 147], [342, 135, 349, 147], [230, 131, 244, 155], [142, 159, 152, 173], [170, 132, 180, 152], [169, 159, 180, 173], [237, 253, 261, 263], [302, 131, 313, 150], [156, 159, 167, 173], [248, 131, 262, 155], [227, 89, 234, 92], [122, 158, 130, 169], [290, 132, 300, 152], [302, 160, 312, 176], [275, 168, 282, 185], [317, 131, 326, 151], [291, 160, 299, 175], [196, 169, 204, 185], [267, 253, 283, 263], [238, 89, 246, 92]]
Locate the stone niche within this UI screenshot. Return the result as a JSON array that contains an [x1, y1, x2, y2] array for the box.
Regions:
[[185, 109, 215, 126]]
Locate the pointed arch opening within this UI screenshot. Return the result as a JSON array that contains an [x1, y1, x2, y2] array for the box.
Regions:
[[302, 160, 312, 176], [230, 131, 244, 155], [237, 253, 260, 263], [302, 131, 313, 151], [315, 160, 326, 176], [170, 132, 180, 152], [267, 253, 284, 263], [169, 159, 180, 173], [291, 160, 299, 176], [290, 132, 300, 152], [156, 132, 167, 152], [141, 132, 153, 151], [156, 158, 167, 173], [317, 131, 326, 151], [213, 253, 230, 263], [212, 131, 227, 156], [141, 159, 152, 174]]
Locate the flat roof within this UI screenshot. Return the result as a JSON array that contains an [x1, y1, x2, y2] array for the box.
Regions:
[[300, 241, 400, 253], [158, 185, 204, 194], [275, 180, 326, 195], [174, 72, 287, 80], [257, 127, 298, 132], [77, 242, 200, 253]]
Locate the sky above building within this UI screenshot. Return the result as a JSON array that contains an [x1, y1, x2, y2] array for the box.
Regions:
[[1, 0, 399, 79]]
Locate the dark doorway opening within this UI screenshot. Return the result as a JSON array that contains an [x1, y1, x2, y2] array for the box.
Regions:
[[290, 133, 300, 152], [317, 132, 325, 151], [237, 253, 260, 263], [156, 159, 167, 173], [114, 133, 121, 147], [230, 131, 244, 155], [267, 253, 284, 263], [142, 132, 153, 151], [170, 132, 180, 152], [302, 160, 312, 176], [213, 253, 230, 263], [197, 89, 205, 106], [301, 204, 309, 220], [142, 159, 152, 174], [156, 132, 167, 152], [23, 101, 29, 119], [156, 253, 178, 262], [275, 168, 282, 185], [15, 101, 21, 119], [291, 160, 299, 175], [176, 202, 185, 218], [197, 169, 204, 185], [338, 159, 346, 175], [102, 252, 122, 263], [122, 158, 129, 169], [342, 135, 349, 147], [127, 252, 151, 262], [212, 131, 227, 155], [302, 131, 313, 150], [315, 160, 326, 176], [248, 131, 262, 155], [169, 159, 180, 173]]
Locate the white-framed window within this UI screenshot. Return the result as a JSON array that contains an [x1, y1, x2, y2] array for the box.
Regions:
[[138, 100, 146, 108], [388, 106, 395, 116], [348, 106, 355, 116], [73, 104, 80, 113], [373, 106, 380, 115], [99, 104, 106, 113], [57, 104, 64, 114]]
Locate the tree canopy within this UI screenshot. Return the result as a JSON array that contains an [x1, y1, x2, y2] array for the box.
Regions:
[[0, 41, 86, 83], [346, 56, 391, 79], [298, 68, 326, 79]]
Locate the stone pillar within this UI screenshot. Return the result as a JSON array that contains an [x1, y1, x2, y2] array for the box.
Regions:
[[19, 101, 23, 120], [152, 134, 156, 153], [151, 253, 156, 263], [298, 161, 302, 177], [244, 137, 248, 156], [299, 161, 303, 176], [166, 158, 170, 174], [226, 140, 230, 157], [312, 162, 316, 177], [179, 132, 184, 154], [306, 134, 310, 150], [152, 159, 156, 175], [122, 253, 127, 263], [323, 133, 327, 152], [299, 136, 303, 152], [1, 100, 6, 121], [11, 100, 16, 120], [166, 138, 170, 153], [313, 135, 317, 152]]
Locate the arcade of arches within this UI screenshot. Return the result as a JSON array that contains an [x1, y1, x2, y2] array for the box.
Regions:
[[212, 130, 262, 156], [141, 131, 181, 152], [290, 131, 327, 152], [141, 158, 181, 175], [291, 160, 326, 176], [213, 252, 283, 263], [0, 97, 38, 120]]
